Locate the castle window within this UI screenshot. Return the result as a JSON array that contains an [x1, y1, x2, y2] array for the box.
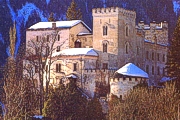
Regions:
[[146, 65, 149, 74], [125, 26, 129, 36], [125, 43, 129, 54], [103, 43, 107, 52], [157, 53, 160, 61], [163, 54, 165, 62], [56, 46, 60, 52], [146, 51, 149, 60], [46, 65, 48, 71], [35, 47, 39, 55], [102, 63, 108, 69], [57, 35, 60, 41], [152, 66, 154, 75], [35, 65, 38, 73], [47, 35, 49, 42], [75, 39, 81, 48], [103, 26, 108, 36], [120, 95, 122, 100], [157, 66, 160, 75], [96, 60, 99, 69], [100, 19, 102, 24], [36, 36, 39, 42], [46, 46, 49, 56], [56, 64, 61, 73], [152, 52, 154, 60], [137, 46, 140, 55], [163, 67, 165, 76], [73, 63, 77, 71]]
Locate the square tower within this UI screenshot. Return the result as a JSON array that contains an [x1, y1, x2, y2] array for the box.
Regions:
[[92, 7, 137, 69]]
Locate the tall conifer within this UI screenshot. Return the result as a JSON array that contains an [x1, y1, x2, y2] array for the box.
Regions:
[[66, 0, 82, 20], [166, 17, 180, 88]]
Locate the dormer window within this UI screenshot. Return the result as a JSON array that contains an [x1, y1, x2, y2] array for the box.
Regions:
[[103, 26, 108, 36]]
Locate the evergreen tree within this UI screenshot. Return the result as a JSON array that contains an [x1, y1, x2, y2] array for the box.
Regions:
[[43, 84, 65, 119], [48, 12, 55, 22], [109, 83, 180, 119], [43, 80, 88, 119], [66, 0, 82, 20], [86, 98, 104, 120], [166, 17, 180, 88]]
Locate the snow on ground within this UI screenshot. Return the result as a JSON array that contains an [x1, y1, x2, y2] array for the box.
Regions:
[[160, 76, 176, 83], [52, 48, 98, 57], [116, 63, 149, 78], [33, 115, 43, 119]]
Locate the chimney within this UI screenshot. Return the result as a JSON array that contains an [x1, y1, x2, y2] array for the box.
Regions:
[[52, 22, 56, 29]]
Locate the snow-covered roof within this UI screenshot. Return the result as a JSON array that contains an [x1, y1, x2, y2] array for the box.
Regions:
[[116, 63, 149, 78], [28, 20, 91, 31], [66, 74, 77, 79], [52, 48, 98, 57], [144, 39, 153, 43], [144, 26, 150, 29], [77, 32, 92, 36]]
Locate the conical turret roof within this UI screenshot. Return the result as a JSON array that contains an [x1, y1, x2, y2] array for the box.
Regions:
[[116, 63, 148, 78]]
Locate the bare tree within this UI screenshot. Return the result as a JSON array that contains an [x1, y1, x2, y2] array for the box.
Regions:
[[24, 29, 66, 114], [3, 23, 39, 119]]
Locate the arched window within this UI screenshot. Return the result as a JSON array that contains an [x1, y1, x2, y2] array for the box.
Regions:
[[125, 43, 129, 54], [103, 26, 108, 36], [103, 43, 107, 53], [152, 52, 154, 60], [125, 26, 129, 36], [74, 39, 81, 48]]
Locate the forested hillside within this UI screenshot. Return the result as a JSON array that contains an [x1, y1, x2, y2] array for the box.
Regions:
[[0, 0, 179, 65]]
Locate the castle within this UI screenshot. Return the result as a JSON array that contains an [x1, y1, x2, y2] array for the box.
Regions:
[[24, 7, 168, 98]]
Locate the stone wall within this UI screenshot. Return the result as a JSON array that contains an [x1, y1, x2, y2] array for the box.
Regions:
[[110, 77, 146, 99]]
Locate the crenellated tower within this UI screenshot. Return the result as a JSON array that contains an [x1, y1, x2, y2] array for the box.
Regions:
[[92, 7, 137, 70]]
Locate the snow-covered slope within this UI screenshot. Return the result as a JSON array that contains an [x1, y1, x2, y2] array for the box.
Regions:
[[173, 0, 180, 15]]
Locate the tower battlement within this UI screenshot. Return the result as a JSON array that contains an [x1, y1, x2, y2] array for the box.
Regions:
[[92, 7, 136, 18], [110, 77, 146, 83], [138, 21, 168, 30]]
